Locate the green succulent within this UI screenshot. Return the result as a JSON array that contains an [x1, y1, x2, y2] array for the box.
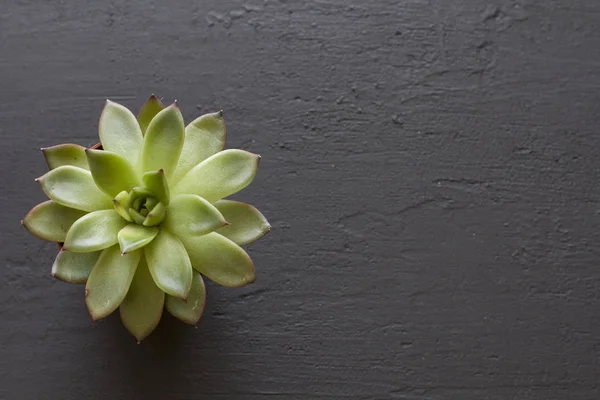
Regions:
[[22, 95, 270, 342]]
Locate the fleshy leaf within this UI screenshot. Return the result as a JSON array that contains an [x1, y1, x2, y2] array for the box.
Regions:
[[180, 232, 255, 288], [166, 271, 206, 325], [113, 191, 133, 222], [140, 103, 185, 180], [214, 200, 271, 245], [52, 250, 101, 284], [64, 210, 128, 252], [172, 149, 260, 203], [118, 224, 159, 254], [86, 149, 141, 197], [22, 200, 86, 242], [137, 95, 164, 135], [142, 202, 165, 227], [42, 144, 89, 170], [144, 229, 192, 299], [128, 208, 146, 225], [120, 255, 165, 342], [85, 245, 141, 321], [99, 100, 144, 169], [163, 194, 227, 237], [143, 169, 170, 205], [171, 111, 226, 185], [37, 166, 113, 212]]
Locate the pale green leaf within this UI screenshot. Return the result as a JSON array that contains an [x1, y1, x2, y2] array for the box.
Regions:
[[171, 111, 226, 185], [22, 200, 86, 242], [118, 224, 159, 254], [64, 210, 128, 252], [113, 191, 133, 222], [128, 208, 146, 225], [137, 94, 164, 135], [144, 229, 192, 299], [142, 201, 165, 226], [214, 200, 271, 245], [143, 169, 170, 205], [37, 166, 113, 212], [86, 149, 141, 197], [163, 194, 227, 237], [99, 100, 144, 169], [172, 149, 260, 203], [166, 271, 206, 325], [52, 250, 101, 284], [120, 255, 165, 342], [85, 245, 141, 321], [140, 103, 185, 180], [180, 232, 255, 288], [42, 144, 89, 170]]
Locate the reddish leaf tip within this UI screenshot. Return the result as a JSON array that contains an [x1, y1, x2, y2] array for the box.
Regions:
[[223, 221, 231, 226], [20, 219, 24, 225]]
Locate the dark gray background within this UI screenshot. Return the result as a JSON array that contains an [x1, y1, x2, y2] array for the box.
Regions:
[[2, 0, 600, 399]]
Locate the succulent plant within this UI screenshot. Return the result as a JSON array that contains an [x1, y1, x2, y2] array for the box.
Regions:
[[22, 95, 270, 342]]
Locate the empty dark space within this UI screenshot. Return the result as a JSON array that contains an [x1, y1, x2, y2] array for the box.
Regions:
[[2, 1, 600, 399]]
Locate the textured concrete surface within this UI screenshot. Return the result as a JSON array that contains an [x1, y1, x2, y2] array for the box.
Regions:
[[2, 0, 600, 399]]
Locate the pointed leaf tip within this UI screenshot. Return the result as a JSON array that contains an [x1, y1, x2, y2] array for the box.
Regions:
[[214, 200, 270, 245], [23, 201, 86, 242], [140, 103, 185, 179]]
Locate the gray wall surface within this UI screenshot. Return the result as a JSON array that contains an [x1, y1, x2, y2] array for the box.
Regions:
[[2, 1, 600, 399]]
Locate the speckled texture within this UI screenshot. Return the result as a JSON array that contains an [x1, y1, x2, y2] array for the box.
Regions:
[[2, 0, 600, 399]]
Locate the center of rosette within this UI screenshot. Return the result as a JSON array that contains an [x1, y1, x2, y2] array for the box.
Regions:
[[113, 187, 166, 226]]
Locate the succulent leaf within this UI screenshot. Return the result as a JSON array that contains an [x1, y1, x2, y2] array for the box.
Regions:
[[171, 111, 226, 185], [172, 149, 260, 203], [128, 208, 146, 225], [144, 229, 192, 299], [165, 271, 206, 325], [214, 200, 271, 246], [52, 250, 101, 284], [99, 100, 144, 169], [180, 232, 255, 288], [118, 224, 159, 254], [113, 191, 133, 222], [143, 169, 170, 205], [142, 201, 166, 226], [120, 255, 165, 342], [137, 95, 165, 135], [22, 200, 86, 242], [140, 103, 185, 180], [37, 166, 113, 212], [86, 149, 141, 197], [163, 194, 227, 237], [85, 245, 141, 321], [64, 210, 128, 252], [42, 144, 89, 170]]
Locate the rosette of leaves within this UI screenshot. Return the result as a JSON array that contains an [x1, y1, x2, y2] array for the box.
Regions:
[[22, 96, 270, 341]]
